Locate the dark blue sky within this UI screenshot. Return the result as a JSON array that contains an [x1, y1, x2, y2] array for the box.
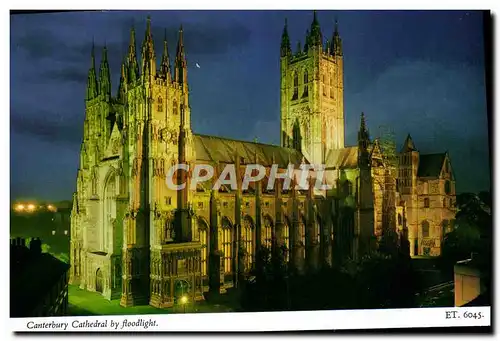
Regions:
[[10, 10, 490, 201]]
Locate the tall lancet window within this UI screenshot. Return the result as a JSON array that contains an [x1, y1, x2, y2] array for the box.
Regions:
[[103, 173, 116, 252], [292, 72, 298, 100], [221, 217, 233, 274], [330, 77, 334, 98], [283, 218, 290, 262], [303, 70, 309, 97], [198, 218, 209, 276], [299, 215, 306, 259], [262, 216, 273, 249], [242, 216, 255, 271]]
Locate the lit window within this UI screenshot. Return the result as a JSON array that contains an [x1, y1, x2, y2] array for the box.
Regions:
[[198, 220, 208, 276], [263, 217, 273, 249], [283, 221, 290, 262], [299, 218, 306, 259], [221, 218, 232, 274], [242, 217, 254, 271]]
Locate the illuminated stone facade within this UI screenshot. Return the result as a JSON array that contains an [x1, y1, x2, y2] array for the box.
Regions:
[[69, 13, 455, 307]]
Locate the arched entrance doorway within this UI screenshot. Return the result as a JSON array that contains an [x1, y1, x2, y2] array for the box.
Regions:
[[96, 268, 103, 293]]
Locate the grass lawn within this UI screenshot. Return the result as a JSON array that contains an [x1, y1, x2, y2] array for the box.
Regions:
[[68, 285, 236, 316]]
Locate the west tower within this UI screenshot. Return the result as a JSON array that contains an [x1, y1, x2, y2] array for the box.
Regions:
[[280, 12, 344, 166]]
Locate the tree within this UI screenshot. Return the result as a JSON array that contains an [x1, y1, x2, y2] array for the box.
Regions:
[[441, 192, 492, 283]]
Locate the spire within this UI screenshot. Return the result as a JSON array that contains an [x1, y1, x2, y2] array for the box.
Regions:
[[174, 25, 187, 85], [280, 18, 292, 57], [141, 16, 156, 77], [86, 40, 98, 101], [331, 18, 343, 57], [304, 29, 310, 52], [309, 10, 323, 48], [117, 59, 127, 103], [99, 44, 111, 98], [358, 112, 371, 167], [358, 112, 370, 150], [158, 28, 171, 80], [296, 40, 302, 55], [127, 25, 139, 84], [401, 134, 417, 153]]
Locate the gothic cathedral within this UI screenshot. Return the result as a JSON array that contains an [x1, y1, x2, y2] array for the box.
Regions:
[[69, 12, 456, 308]]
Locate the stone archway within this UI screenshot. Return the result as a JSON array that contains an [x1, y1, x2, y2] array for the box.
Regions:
[[96, 268, 103, 293]]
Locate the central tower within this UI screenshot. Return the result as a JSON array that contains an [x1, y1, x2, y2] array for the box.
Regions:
[[280, 12, 345, 165]]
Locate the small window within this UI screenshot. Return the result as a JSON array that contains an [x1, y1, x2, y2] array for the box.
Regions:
[[197, 202, 204, 209], [443, 198, 447, 208], [424, 197, 430, 208], [245, 201, 250, 208], [165, 196, 172, 206], [265, 201, 270, 207], [157, 97, 163, 112], [423, 247, 431, 256], [173, 100, 178, 115], [223, 201, 228, 208], [398, 213, 402, 226]]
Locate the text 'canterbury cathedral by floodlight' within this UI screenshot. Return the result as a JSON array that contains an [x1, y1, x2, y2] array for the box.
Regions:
[[69, 12, 457, 308]]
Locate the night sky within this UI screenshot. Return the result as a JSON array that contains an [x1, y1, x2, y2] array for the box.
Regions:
[[10, 10, 490, 202]]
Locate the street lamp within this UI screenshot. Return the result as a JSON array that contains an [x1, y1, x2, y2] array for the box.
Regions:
[[180, 295, 188, 313]]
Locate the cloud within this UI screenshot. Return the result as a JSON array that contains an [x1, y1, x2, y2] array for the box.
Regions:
[[10, 108, 83, 146]]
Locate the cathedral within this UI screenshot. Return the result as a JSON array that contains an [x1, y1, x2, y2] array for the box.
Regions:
[[69, 12, 457, 308]]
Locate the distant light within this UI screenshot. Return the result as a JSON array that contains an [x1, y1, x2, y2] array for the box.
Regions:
[[27, 204, 36, 211], [180, 296, 188, 304], [15, 204, 25, 211], [52, 230, 56, 235], [47, 204, 56, 212], [64, 230, 68, 235]]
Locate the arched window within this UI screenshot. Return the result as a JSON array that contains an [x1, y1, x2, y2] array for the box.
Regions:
[[330, 77, 334, 98], [164, 219, 174, 242], [157, 97, 163, 112], [444, 180, 451, 195], [263, 216, 273, 249], [242, 216, 255, 271], [424, 197, 430, 208], [103, 173, 116, 251], [299, 216, 306, 259], [198, 218, 209, 276], [221, 217, 232, 274], [398, 213, 402, 226], [303, 70, 309, 97], [322, 75, 326, 96], [422, 220, 430, 238], [283, 218, 290, 262], [173, 100, 178, 116], [292, 72, 298, 100]]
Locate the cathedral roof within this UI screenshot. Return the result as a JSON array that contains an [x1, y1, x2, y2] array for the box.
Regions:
[[325, 146, 359, 169], [193, 134, 306, 168], [417, 153, 446, 178]]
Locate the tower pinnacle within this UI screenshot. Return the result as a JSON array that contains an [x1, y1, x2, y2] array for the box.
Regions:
[[280, 18, 292, 57]]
